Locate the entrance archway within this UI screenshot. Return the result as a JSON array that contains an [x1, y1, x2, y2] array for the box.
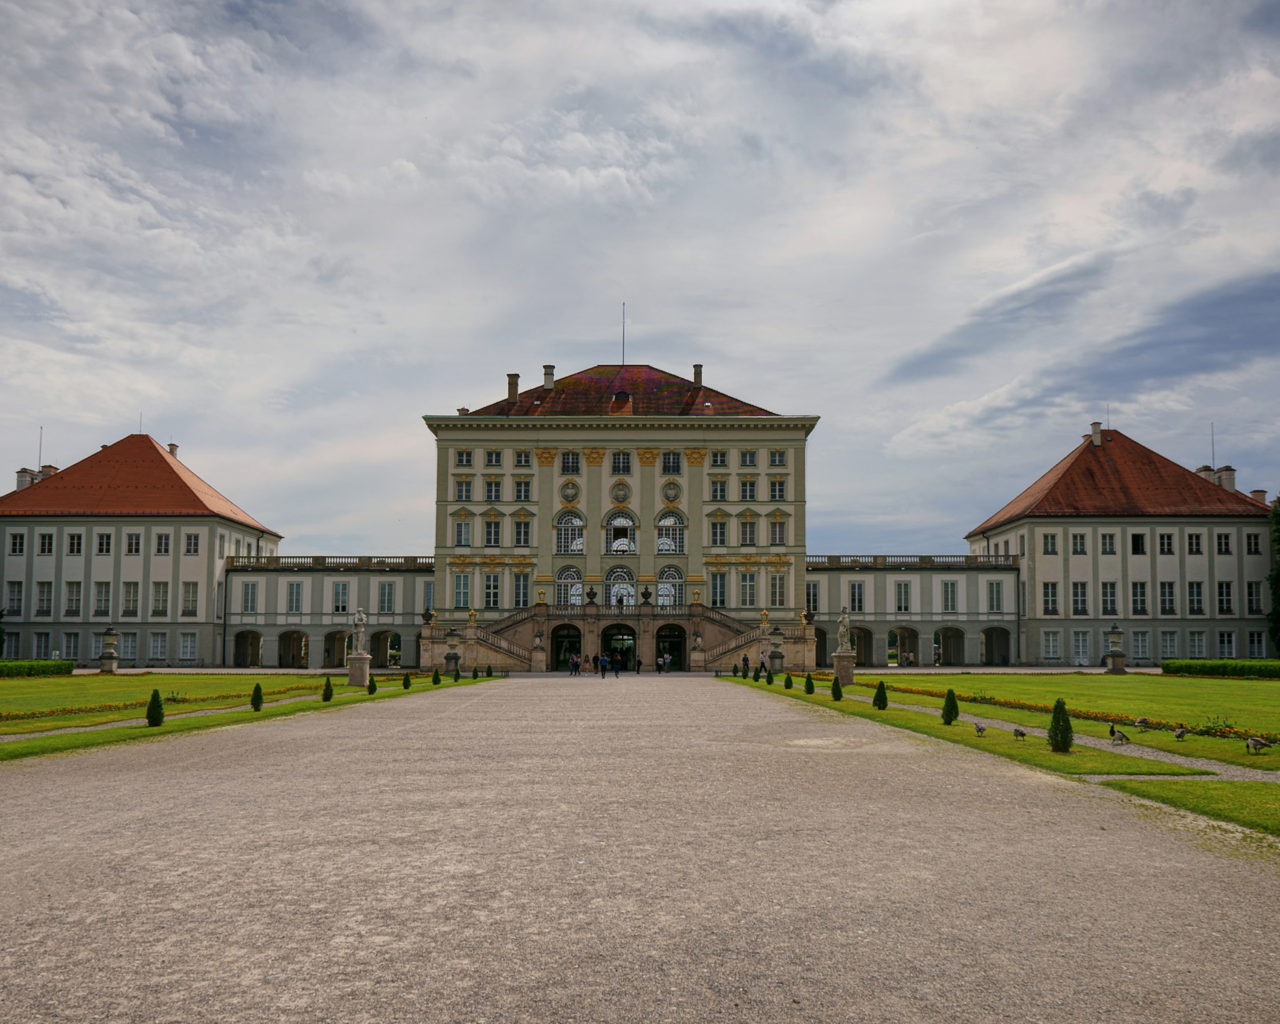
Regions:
[[277, 630, 307, 668], [850, 627, 873, 666], [323, 630, 350, 668], [551, 624, 581, 670], [601, 623, 636, 671], [656, 624, 686, 671], [935, 627, 965, 666], [370, 630, 400, 668], [981, 626, 1012, 666], [888, 627, 920, 666], [234, 630, 262, 668], [814, 627, 828, 667]]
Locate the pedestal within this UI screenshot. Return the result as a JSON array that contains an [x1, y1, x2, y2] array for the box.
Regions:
[[1105, 651, 1127, 675], [531, 649, 548, 673], [444, 651, 461, 678], [833, 650, 856, 690], [99, 653, 118, 674], [347, 651, 372, 688], [768, 649, 785, 676]]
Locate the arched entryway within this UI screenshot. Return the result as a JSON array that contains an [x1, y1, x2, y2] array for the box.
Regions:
[[370, 630, 400, 668], [656, 624, 686, 671], [935, 627, 965, 666], [551, 624, 581, 670], [981, 626, 1012, 666], [850, 626, 873, 666], [323, 630, 350, 668], [277, 630, 307, 668], [814, 627, 828, 667], [234, 630, 262, 668], [888, 626, 920, 666], [601, 623, 636, 671]]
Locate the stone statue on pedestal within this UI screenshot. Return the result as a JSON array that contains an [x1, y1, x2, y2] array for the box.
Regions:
[[837, 606, 851, 652], [352, 608, 368, 653]]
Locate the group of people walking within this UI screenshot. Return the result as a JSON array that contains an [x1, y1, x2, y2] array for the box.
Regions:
[[565, 652, 677, 676]]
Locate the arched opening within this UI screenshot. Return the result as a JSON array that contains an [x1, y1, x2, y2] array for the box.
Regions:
[[370, 630, 401, 668], [551, 624, 581, 670], [604, 510, 637, 554], [555, 511, 585, 554], [656, 511, 686, 554], [604, 566, 636, 607], [888, 627, 920, 666], [234, 630, 262, 668], [554, 566, 584, 606], [981, 626, 1012, 666], [935, 627, 965, 666], [656, 624, 686, 671], [657, 566, 685, 607], [323, 630, 350, 668], [601, 623, 636, 670], [814, 627, 828, 667], [277, 630, 307, 668], [851, 627, 873, 666]]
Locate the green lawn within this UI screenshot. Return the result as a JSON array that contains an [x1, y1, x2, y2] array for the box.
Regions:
[[1102, 780, 1280, 836]]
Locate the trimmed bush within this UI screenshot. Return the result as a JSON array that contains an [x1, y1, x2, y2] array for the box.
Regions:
[[486, 665, 492, 677], [941, 688, 959, 725], [145, 688, 164, 727], [403, 672, 411, 690], [1162, 658, 1280, 679], [250, 683, 264, 712], [453, 668, 460, 682], [732, 664, 740, 678], [367, 677, 377, 695], [0, 659, 75, 678], [432, 667, 441, 685], [321, 677, 333, 702], [831, 677, 843, 701], [752, 664, 761, 682], [784, 673, 793, 690], [1048, 697, 1074, 752], [804, 673, 814, 695], [872, 680, 888, 710], [766, 669, 774, 685]]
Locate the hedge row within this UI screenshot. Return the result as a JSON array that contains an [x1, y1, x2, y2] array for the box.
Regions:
[[0, 660, 75, 678], [1162, 659, 1280, 679]]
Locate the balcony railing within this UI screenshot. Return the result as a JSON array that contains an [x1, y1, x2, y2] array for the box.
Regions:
[[805, 554, 1020, 569], [228, 555, 434, 571]]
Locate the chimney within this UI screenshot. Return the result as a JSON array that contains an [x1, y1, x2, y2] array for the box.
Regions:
[[39, 464, 58, 480], [507, 373, 520, 402], [693, 363, 703, 387], [543, 364, 555, 390], [167, 443, 179, 457], [1195, 465, 1214, 481], [457, 407, 470, 416], [1251, 489, 1268, 504], [1214, 465, 1236, 492], [1089, 421, 1102, 446], [15, 467, 37, 491]]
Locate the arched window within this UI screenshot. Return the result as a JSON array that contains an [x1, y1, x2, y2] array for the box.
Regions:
[[605, 510, 637, 554], [657, 566, 685, 607], [555, 511, 585, 554], [555, 567, 583, 606], [656, 511, 686, 554], [605, 566, 636, 606]]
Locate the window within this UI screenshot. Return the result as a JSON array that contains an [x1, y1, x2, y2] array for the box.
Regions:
[[34, 632, 50, 660], [180, 633, 198, 661], [1188, 581, 1204, 614], [1217, 533, 1232, 555], [769, 573, 788, 608], [1188, 533, 1203, 555], [38, 533, 53, 555], [455, 449, 472, 467], [122, 582, 139, 616], [769, 520, 786, 546], [1131, 581, 1148, 615], [1131, 534, 1146, 555], [485, 449, 502, 467], [333, 582, 349, 614], [34, 581, 51, 616], [1247, 580, 1263, 614], [769, 479, 786, 501], [555, 512, 584, 554], [455, 479, 472, 501], [1072, 630, 1090, 665], [1042, 582, 1058, 615], [554, 568, 582, 606], [987, 580, 1002, 612], [1189, 630, 1205, 658], [63, 632, 80, 661], [216, 582, 223, 618], [514, 480, 531, 502], [561, 451, 580, 475], [185, 533, 199, 555], [739, 572, 757, 607], [485, 480, 502, 502], [8, 533, 23, 555], [896, 581, 911, 614], [484, 519, 502, 547], [1043, 534, 1057, 555], [1248, 631, 1266, 658], [96, 533, 111, 555], [287, 581, 303, 614], [150, 632, 168, 661], [484, 573, 501, 609], [1132, 631, 1149, 661], [378, 582, 395, 614], [1071, 581, 1087, 615], [1071, 533, 1086, 555], [1160, 631, 1178, 660], [1159, 533, 1174, 555], [2, 633, 17, 658], [1159, 581, 1176, 615], [237, 582, 254, 615], [514, 449, 532, 468], [1217, 581, 1232, 614], [805, 582, 819, 614], [95, 582, 112, 616], [612, 451, 631, 475], [514, 520, 531, 547], [454, 520, 471, 547], [739, 520, 757, 547], [656, 512, 685, 554], [453, 573, 470, 609], [1100, 582, 1117, 616], [423, 581, 434, 612], [740, 451, 757, 467], [662, 451, 682, 474], [942, 580, 958, 614], [604, 567, 635, 606], [67, 534, 82, 555], [740, 480, 757, 501], [218, 534, 225, 558], [125, 532, 141, 555], [710, 450, 728, 467], [1218, 631, 1235, 658], [155, 533, 170, 556], [1100, 533, 1115, 555], [1246, 533, 1261, 555], [710, 480, 727, 501], [711, 572, 726, 608], [849, 582, 865, 613], [769, 449, 787, 467], [182, 582, 198, 616], [710, 521, 727, 546], [607, 511, 637, 554], [658, 567, 685, 607], [119, 632, 138, 661], [65, 581, 82, 615], [514, 574, 530, 609], [1043, 631, 1061, 660]]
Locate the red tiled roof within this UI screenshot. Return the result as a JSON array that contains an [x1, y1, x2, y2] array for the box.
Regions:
[[966, 429, 1269, 537], [0, 434, 280, 535], [467, 365, 775, 417]]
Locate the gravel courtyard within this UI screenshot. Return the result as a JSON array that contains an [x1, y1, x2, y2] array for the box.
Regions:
[[1, 674, 1277, 1023]]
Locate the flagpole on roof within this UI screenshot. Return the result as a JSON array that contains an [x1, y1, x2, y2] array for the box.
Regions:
[[622, 301, 626, 365]]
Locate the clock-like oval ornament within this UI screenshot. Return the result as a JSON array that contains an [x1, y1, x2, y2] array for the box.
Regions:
[[662, 480, 681, 503], [560, 480, 580, 503]]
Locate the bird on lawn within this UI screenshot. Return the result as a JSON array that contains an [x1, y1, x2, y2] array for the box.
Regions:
[[1109, 724, 1131, 745], [1012, 727, 1026, 740], [1134, 717, 1151, 732], [1246, 737, 1273, 755], [1173, 727, 1188, 741], [973, 723, 986, 736]]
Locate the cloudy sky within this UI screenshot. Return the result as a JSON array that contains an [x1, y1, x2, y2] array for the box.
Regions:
[[3, 0, 1278, 555]]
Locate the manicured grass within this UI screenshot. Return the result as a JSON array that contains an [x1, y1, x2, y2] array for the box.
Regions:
[[0, 676, 483, 762], [733, 677, 1206, 777], [1102, 780, 1280, 836]]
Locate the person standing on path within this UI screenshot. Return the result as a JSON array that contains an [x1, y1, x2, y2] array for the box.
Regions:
[[600, 653, 609, 679], [613, 657, 621, 678], [636, 656, 642, 674]]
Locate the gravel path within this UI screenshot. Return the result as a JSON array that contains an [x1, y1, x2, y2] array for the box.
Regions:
[[1, 674, 1277, 1024]]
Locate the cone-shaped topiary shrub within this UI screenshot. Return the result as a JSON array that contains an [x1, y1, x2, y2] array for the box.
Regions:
[[804, 673, 814, 695], [941, 688, 959, 725], [432, 667, 441, 685], [250, 683, 264, 712], [732, 663, 739, 677], [322, 677, 333, 702], [403, 672, 411, 690], [367, 677, 377, 695], [752, 664, 761, 682], [146, 688, 164, 727], [325, 674, 332, 691], [784, 674, 793, 690], [831, 677, 843, 701], [872, 680, 888, 710], [453, 668, 460, 682], [766, 669, 774, 685], [1048, 696, 1073, 752], [471, 666, 479, 680], [486, 665, 492, 678]]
